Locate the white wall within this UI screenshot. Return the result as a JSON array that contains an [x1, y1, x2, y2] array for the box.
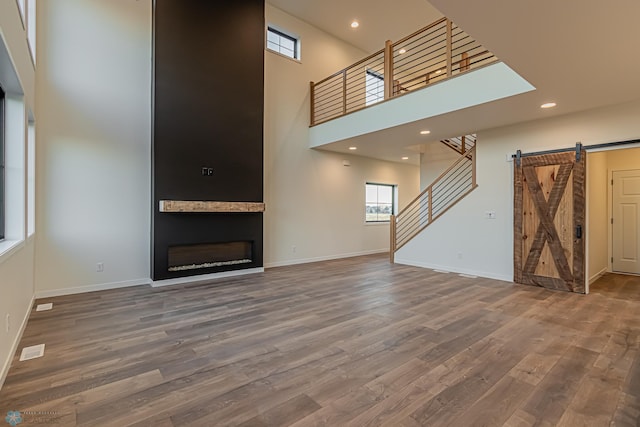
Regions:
[[587, 151, 608, 284], [603, 147, 640, 280], [264, 5, 420, 267], [420, 141, 461, 189], [34, 0, 152, 296], [397, 99, 640, 282], [0, 0, 36, 388]]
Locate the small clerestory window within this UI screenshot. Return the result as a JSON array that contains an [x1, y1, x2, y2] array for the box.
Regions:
[[266, 27, 299, 60]]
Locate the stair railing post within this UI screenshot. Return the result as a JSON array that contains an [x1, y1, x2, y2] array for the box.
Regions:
[[460, 51, 470, 72], [446, 19, 452, 78], [309, 81, 315, 126], [428, 187, 433, 223], [342, 71, 347, 115], [472, 147, 477, 187], [384, 40, 394, 99], [390, 214, 396, 263]]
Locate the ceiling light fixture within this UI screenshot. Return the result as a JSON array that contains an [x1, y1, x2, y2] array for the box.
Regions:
[[402, 156, 409, 160], [540, 102, 557, 109], [348, 146, 357, 150], [420, 130, 431, 135], [398, 48, 407, 54], [350, 21, 359, 28]]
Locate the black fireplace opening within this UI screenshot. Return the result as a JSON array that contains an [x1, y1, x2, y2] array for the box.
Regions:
[[167, 241, 253, 272]]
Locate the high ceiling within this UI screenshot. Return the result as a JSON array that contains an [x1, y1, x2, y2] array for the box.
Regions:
[[268, 0, 640, 164], [267, 0, 442, 54]]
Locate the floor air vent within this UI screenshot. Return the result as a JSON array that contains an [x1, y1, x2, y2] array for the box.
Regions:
[[20, 344, 45, 361], [36, 303, 53, 312]]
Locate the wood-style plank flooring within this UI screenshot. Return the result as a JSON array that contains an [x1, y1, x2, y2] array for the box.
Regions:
[[1, 254, 639, 426]]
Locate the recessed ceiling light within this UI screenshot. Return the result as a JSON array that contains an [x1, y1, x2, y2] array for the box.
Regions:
[[402, 156, 409, 160], [348, 146, 357, 150], [435, 69, 442, 74], [420, 130, 431, 135], [351, 21, 359, 28], [398, 48, 407, 54], [541, 102, 557, 109]]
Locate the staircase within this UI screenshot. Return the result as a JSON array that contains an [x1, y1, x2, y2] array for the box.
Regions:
[[390, 135, 478, 262], [441, 134, 476, 158]]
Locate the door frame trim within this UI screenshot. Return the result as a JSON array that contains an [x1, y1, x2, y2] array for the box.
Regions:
[[512, 138, 640, 294], [510, 138, 640, 159]]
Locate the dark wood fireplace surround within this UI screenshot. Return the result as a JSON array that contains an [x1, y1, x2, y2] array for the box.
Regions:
[[152, 0, 265, 281]]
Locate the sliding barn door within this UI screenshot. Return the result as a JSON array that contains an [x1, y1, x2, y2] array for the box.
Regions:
[[514, 149, 586, 293]]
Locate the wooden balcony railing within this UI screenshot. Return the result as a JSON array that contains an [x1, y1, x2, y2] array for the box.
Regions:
[[390, 144, 477, 261], [310, 18, 497, 126]]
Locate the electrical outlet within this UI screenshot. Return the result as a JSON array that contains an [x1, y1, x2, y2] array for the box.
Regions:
[[5, 314, 10, 333], [292, 245, 297, 253], [457, 252, 463, 259], [97, 262, 104, 272]]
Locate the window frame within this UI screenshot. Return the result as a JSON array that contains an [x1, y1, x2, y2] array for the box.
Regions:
[[365, 69, 384, 106], [365, 182, 397, 223], [26, 0, 36, 64], [0, 85, 5, 240], [16, 0, 26, 28], [27, 118, 35, 237], [266, 26, 299, 60]]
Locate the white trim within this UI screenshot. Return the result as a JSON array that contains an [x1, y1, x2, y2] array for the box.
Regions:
[[265, 48, 302, 64], [589, 267, 608, 285], [0, 295, 34, 390], [0, 239, 25, 265], [35, 278, 150, 299], [151, 268, 264, 288], [265, 249, 387, 268], [364, 221, 390, 226], [394, 257, 513, 283]]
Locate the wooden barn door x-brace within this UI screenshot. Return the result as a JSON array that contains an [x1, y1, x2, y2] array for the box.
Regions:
[[514, 143, 586, 293]]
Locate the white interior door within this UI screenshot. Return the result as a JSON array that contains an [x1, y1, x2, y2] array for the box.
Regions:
[[612, 169, 640, 274]]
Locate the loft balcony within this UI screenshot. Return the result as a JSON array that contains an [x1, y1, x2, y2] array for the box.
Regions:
[[309, 18, 534, 150]]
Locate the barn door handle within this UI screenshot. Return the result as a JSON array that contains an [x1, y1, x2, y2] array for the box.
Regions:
[[575, 225, 582, 239]]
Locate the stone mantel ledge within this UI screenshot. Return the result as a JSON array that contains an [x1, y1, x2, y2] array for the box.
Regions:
[[159, 200, 265, 213]]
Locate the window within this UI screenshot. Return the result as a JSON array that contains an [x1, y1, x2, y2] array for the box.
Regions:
[[0, 85, 5, 240], [366, 183, 397, 222], [267, 27, 299, 60], [16, 0, 26, 25], [27, 0, 36, 62], [27, 118, 35, 236], [365, 69, 384, 106]]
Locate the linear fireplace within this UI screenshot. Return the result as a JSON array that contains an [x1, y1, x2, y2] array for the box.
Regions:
[[168, 241, 253, 272]]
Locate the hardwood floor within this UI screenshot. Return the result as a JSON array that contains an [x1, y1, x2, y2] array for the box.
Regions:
[[1, 254, 639, 426]]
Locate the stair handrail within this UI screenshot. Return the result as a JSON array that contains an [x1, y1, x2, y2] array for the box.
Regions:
[[391, 144, 478, 261]]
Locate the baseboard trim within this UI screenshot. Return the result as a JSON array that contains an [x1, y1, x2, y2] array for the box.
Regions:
[[394, 258, 512, 283], [151, 267, 265, 288], [264, 249, 387, 269], [35, 278, 151, 299], [0, 295, 35, 391], [589, 267, 608, 285]]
